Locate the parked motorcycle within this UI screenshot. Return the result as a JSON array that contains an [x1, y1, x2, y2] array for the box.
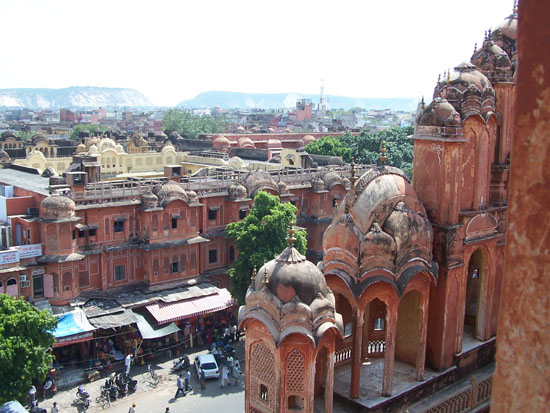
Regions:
[[74, 385, 91, 409], [172, 354, 190, 372], [103, 378, 119, 400], [121, 373, 138, 393]]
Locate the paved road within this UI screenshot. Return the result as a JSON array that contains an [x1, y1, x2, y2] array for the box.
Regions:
[[33, 341, 245, 413]]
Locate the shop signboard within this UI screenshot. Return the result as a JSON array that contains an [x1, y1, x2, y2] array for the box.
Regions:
[[17, 244, 42, 259], [0, 249, 19, 265]]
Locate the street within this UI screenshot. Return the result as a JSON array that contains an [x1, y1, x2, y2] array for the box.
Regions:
[[34, 342, 245, 413]]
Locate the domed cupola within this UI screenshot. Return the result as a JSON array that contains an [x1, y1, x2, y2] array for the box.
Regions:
[[322, 154, 436, 297], [40, 194, 76, 221], [433, 62, 495, 121], [154, 180, 188, 208], [240, 221, 343, 345], [141, 190, 159, 209], [228, 182, 248, 200], [238, 223, 343, 413], [471, 39, 513, 82]]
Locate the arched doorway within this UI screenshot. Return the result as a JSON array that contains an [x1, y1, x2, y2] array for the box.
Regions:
[[314, 346, 331, 412], [6, 278, 18, 296], [362, 298, 387, 359], [465, 249, 485, 340], [395, 291, 424, 379]]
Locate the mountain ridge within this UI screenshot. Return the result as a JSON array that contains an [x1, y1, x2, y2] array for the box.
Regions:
[[0, 86, 153, 108], [178, 91, 419, 111]]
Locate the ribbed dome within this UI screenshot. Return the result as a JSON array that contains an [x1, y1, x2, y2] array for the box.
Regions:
[[303, 135, 315, 146], [40, 194, 76, 220], [255, 231, 329, 305], [213, 136, 230, 151], [154, 180, 188, 207], [141, 190, 158, 208], [417, 97, 461, 127], [228, 182, 247, 200], [322, 166, 435, 290]]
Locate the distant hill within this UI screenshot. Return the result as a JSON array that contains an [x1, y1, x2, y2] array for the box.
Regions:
[[0, 86, 153, 108], [178, 91, 418, 111]]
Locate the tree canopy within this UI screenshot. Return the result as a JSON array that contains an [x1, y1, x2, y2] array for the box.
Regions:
[[0, 294, 57, 404], [304, 135, 352, 162], [226, 191, 307, 304], [305, 126, 414, 178], [69, 124, 106, 140], [163, 109, 228, 140]]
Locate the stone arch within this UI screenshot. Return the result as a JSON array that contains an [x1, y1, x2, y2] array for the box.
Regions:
[[395, 290, 422, 366], [6, 278, 18, 296], [463, 247, 490, 343]]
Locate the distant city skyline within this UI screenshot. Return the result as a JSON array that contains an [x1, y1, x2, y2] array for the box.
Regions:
[[0, 0, 514, 106]]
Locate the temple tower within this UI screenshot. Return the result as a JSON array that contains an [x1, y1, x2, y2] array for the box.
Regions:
[[239, 222, 343, 412], [412, 9, 517, 369]]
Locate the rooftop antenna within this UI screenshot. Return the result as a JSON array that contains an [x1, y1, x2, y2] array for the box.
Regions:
[[320, 78, 325, 106]]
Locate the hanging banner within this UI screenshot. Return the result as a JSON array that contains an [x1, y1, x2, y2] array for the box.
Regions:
[[17, 244, 42, 259], [0, 249, 19, 265]]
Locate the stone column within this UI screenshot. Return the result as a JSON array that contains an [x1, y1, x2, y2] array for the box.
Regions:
[[350, 307, 363, 399], [416, 290, 430, 381], [324, 345, 334, 413], [382, 306, 397, 397]]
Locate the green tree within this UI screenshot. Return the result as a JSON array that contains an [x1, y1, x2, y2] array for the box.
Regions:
[[69, 124, 106, 140], [349, 126, 414, 177], [163, 109, 228, 140], [305, 135, 352, 162], [226, 191, 307, 304], [0, 294, 57, 404]]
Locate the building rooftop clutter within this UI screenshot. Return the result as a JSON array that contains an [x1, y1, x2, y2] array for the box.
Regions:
[[0, 167, 50, 195]]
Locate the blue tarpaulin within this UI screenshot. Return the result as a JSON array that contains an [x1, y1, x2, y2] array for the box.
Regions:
[[52, 308, 95, 347], [0, 401, 27, 413]]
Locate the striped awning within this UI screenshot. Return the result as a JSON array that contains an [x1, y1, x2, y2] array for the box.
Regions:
[[145, 288, 236, 325]]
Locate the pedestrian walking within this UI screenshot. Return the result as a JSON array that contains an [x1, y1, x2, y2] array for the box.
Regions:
[[220, 365, 228, 388], [184, 369, 191, 392], [175, 374, 185, 398], [232, 363, 240, 385], [128, 402, 136, 413], [231, 324, 237, 342], [28, 385, 36, 403], [124, 353, 133, 376], [200, 368, 206, 390], [50, 401, 59, 413]]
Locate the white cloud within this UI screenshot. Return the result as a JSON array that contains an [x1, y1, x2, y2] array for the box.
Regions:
[[0, 0, 515, 106]]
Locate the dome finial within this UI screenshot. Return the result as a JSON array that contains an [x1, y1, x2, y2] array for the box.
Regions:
[[251, 266, 257, 282], [513, 0, 518, 14], [262, 263, 269, 288], [473, 42, 477, 54], [484, 30, 488, 41], [437, 73, 441, 84], [349, 157, 357, 186], [446, 68, 451, 84], [379, 141, 387, 166], [421, 96, 425, 110], [287, 220, 296, 247]]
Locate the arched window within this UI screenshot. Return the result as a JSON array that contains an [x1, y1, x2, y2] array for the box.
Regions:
[[6, 278, 16, 286]]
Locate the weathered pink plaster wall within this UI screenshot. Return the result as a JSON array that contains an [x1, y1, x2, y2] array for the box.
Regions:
[[491, 1, 550, 410]]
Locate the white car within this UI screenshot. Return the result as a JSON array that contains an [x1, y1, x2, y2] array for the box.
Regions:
[[194, 353, 220, 379]]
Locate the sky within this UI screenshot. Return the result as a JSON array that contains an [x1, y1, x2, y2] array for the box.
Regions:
[[0, 0, 515, 107]]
